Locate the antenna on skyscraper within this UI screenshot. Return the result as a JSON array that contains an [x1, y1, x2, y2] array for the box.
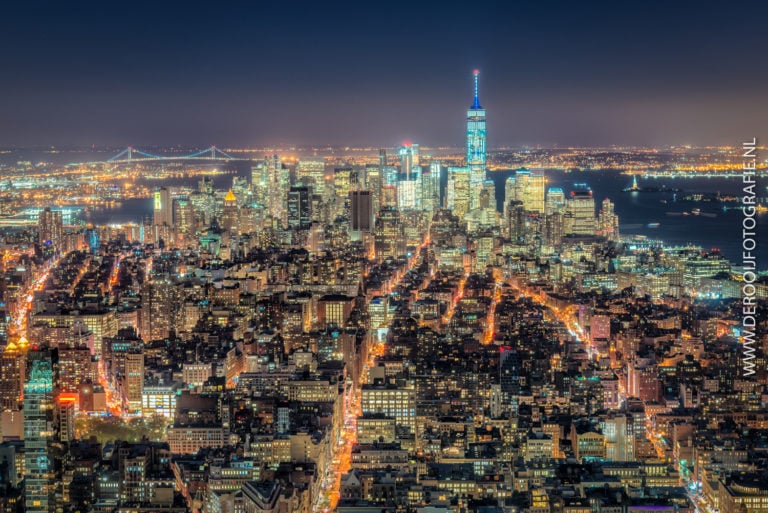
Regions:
[[472, 69, 481, 109]]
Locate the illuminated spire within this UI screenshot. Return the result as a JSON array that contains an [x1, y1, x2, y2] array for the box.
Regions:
[[471, 69, 481, 109], [224, 189, 237, 203]]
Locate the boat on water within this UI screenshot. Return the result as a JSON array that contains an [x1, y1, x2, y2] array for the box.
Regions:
[[692, 208, 701, 215], [647, 223, 660, 228]]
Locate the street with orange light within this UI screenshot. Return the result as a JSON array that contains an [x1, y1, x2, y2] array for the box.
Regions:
[[316, 244, 429, 512], [507, 282, 712, 513]]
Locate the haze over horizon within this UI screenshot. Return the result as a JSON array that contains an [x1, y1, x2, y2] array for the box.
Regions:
[[2, 0, 766, 149]]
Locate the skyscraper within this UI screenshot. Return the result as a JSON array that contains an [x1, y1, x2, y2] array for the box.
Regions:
[[467, 70, 487, 210], [267, 155, 288, 225], [333, 167, 353, 219], [172, 196, 196, 241], [567, 184, 597, 235], [250, 160, 269, 207], [287, 186, 312, 229], [419, 166, 437, 212], [505, 169, 546, 214], [141, 278, 177, 341], [350, 190, 374, 240], [545, 187, 566, 215], [375, 207, 405, 262], [153, 187, 173, 227], [0, 341, 24, 410], [598, 198, 620, 240], [399, 142, 415, 180], [221, 189, 240, 234], [125, 350, 144, 413], [364, 163, 382, 214], [296, 157, 327, 197], [24, 358, 54, 513], [38, 207, 63, 249], [447, 166, 471, 219], [429, 161, 444, 207]]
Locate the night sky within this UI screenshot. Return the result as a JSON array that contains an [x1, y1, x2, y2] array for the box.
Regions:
[[2, 0, 767, 148]]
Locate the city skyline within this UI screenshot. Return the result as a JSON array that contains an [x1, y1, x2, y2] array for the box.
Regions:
[[0, 4, 766, 513], [2, 0, 767, 148]]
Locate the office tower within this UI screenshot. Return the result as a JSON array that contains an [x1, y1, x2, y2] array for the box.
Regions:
[[24, 358, 54, 513], [0, 309, 7, 346], [350, 190, 374, 243], [383, 166, 399, 186], [238, 205, 262, 236], [309, 194, 326, 224], [544, 212, 564, 246], [361, 385, 416, 436], [0, 341, 24, 410], [104, 332, 143, 412], [153, 187, 173, 227], [420, 166, 437, 211], [567, 184, 597, 235], [58, 345, 93, 392], [467, 180, 500, 231], [503, 176, 517, 218], [250, 160, 269, 207], [140, 278, 177, 341], [467, 70, 487, 210], [232, 176, 250, 203], [545, 187, 566, 215], [399, 142, 419, 180], [364, 164, 382, 214], [103, 329, 143, 400], [267, 155, 288, 225], [598, 198, 620, 240], [56, 394, 76, 443], [296, 157, 327, 197], [376, 147, 387, 168], [190, 191, 215, 227], [480, 180, 496, 210], [199, 177, 214, 195], [172, 196, 196, 241], [398, 178, 418, 211], [475, 231, 494, 268], [446, 166, 470, 220], [221, 189, 239, 234], [38, 207, 63, 249], [518, 170, 545, 213], [125, 350, 144, 413], [504, 169, 545, 214], [333, 167, 353, 218], [381, 184, 398, 209], [499, 346, 522, 395], [599, 413, 635, 461], [506, 202, 526, 242], [430, 161, 444, 206], [375, 207, 405, 261], [287, 186, 312, 229]]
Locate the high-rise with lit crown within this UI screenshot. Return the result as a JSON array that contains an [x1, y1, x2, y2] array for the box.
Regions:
[[467, 70, 487, 210], [24, 358, 54, 513]]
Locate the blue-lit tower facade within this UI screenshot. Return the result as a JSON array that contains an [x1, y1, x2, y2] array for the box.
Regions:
[[467, 70, 487, 210], [24, 359, 54, 513]]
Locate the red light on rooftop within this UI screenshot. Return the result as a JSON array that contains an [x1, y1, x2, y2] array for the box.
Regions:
[[58, 392, 78, 404]]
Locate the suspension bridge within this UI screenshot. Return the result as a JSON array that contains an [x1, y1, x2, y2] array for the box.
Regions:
[[104, 145, 238, 163]]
